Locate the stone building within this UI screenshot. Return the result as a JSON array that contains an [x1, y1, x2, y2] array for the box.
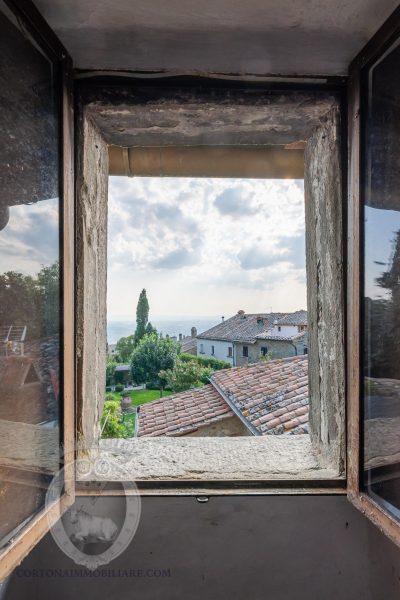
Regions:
[[197, 310, 308, 366]]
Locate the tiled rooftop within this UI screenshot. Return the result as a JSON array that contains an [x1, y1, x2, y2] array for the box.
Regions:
[[179, 336, 197, 353], [197, 310, 307, 343], [138, 356, 309, 437], [256, 331, 307, 342], [197, 312, 286, 342], [211, 356, 309, 435], [276, 310, 308, 326], [137, 385, 234, 437]]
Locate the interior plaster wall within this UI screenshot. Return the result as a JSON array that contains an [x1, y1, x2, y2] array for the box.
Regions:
[[33, 0, 400, 76], [6, 495, 400, 600]]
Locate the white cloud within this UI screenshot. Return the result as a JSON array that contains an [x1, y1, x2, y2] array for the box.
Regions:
[[0, 198, 59, 275], [107, 177, 306, 317]]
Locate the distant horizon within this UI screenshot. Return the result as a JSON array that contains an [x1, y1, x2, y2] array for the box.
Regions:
[[107, 309, 307, 344], [108, 307, 307, 322]]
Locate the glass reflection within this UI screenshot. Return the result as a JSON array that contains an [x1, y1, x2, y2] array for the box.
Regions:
[[0, 3, 61, 544], [363, 37, 400, 515]]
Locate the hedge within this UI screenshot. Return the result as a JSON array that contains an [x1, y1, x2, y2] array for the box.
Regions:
[[179, 353, 231, 370]]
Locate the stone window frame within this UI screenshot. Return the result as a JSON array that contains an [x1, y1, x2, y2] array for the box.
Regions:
[[75, 79, 346, 490]]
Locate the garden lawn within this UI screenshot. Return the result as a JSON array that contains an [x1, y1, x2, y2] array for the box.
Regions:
[[131, 388, 172, 406], [105, 388, 173, 439]]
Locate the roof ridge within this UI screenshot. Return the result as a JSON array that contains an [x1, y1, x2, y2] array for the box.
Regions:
[[209, 377, 260, 436]]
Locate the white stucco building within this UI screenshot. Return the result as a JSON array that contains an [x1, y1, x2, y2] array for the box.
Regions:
[[197, 310, 308, 367]]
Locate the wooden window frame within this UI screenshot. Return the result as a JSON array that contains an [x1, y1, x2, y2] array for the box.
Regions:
[[0, 0, 75, 579], [347, 5, 400, 547]]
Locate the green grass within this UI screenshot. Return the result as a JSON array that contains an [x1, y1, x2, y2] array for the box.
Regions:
[[106, 388, 172, 405], [103, 388, 173, 438]]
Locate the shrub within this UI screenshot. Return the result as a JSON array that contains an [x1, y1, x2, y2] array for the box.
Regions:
[[199, 366, 214, 384], [100, 400, 124, 438], [159, 359, 203, 393], [106, 360, 117, 386], [145, 381, 161, 390], [115, 383, 124, 393], [179, 353, 231, 370]]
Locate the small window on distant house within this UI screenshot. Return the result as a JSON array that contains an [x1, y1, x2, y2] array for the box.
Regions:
[[228, 347, 232, 358], [278, 326, 281, 332], [200, 343, 204, 354], [211, 345, 215, 355], [243, 346, 248, 358], [261, 347, 268, 356], [303, 347, 308, 355]]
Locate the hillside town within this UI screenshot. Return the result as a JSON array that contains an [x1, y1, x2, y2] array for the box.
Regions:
[[104, 290, 309, 439]]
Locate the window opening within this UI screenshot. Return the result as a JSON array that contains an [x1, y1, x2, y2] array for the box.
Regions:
[[104, 175, 308, 441]]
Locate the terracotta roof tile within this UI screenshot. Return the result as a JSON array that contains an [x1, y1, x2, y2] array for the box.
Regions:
[[138, 355, 309, 437], [211, 355, 309, 435], [138, 385, 234, 437]]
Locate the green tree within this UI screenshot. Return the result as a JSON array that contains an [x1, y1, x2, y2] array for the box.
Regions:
[[135, 289, 150, 344], [37, 261, 60, 337], [115, 334, 136, 363], [160, 359, 203, 393], [106, 360, 117, 386], [145, 321, 157, 336], [0, 262, 60, 341], [0, 271, 41, 339], [131, 332, 179, 393]]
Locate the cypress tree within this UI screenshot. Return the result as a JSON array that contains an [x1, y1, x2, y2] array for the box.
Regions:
[[135, 288, 150, 343]]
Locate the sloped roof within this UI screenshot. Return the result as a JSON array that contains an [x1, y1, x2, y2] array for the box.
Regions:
[[197, 311, 307, 343], [256, 331, 307, 342], [211, 356, 309, 435], [137, 385, 234, 437], [179, 336, 197, 353], [138, 356, 309, 437], [276, 310, 308, 326], [197, 312, 286, 342]]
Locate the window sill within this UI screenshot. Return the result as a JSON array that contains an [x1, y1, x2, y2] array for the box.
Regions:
[[78, 436, 343, 483]]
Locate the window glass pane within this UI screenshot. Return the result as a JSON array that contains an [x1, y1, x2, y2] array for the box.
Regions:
[[0, 3, 61, 545], [363, 36, 400, 515]]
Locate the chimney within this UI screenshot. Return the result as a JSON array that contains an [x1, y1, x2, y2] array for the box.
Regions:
[[221, 316, 225, 322], [238, 310, 245, 319], [179, 333, 183, 341], [191, 327, 197, 338]]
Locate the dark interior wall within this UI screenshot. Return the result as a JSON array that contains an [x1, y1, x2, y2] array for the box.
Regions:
[[6, 495, 400, 600]]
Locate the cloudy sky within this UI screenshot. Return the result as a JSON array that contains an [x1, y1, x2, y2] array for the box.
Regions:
[[0, 198, 59, 275], [108, 177, 307, 319]]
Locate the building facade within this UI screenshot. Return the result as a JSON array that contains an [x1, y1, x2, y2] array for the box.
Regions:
[[197, 310, 308, 367]]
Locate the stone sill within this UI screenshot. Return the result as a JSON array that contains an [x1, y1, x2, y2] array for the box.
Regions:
[[78, 435, 343, 482]]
